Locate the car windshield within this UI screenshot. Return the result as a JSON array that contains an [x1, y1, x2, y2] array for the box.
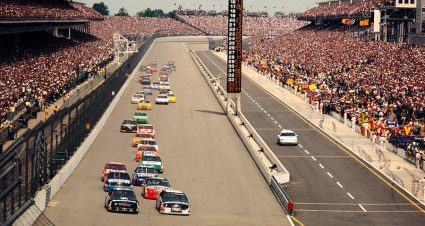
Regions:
[[163, 192, 188, 203], [141, 140, 156, 145], [111, 190, 136, 199], [135, 167, 159, 174], [123, 120, 135, 125], [107, 172, 130, 180], [146, 178, 169, 187], [135, 112, 147, 116], [280, 132, 296, 137], [140, 146, 157, 152], [153, 82, 160, 85], [136, 134, 150, 138], [139, 125, 153, 130], [106, 164, 126, 171], [143, 156, 161, 162]]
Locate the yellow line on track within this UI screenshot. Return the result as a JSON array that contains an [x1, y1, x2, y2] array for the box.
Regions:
[[290, 215, 305, 226], [245, 74, 425, 214]]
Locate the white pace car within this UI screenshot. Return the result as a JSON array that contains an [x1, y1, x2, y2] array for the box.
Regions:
[[277, 129, 298, 145], [156, 190, 190, 215], [155, 94, 169, 105]]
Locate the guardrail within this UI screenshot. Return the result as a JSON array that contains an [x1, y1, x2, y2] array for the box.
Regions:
[[270, 175, 294, 215], [188, 49, 290, 184]]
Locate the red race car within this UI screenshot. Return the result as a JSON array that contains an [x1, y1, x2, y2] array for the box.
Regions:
[[137, 124, 155, 137], [141, 177, 171, 199], [101, 162, 127, 182], [135, 146, 159, 162]]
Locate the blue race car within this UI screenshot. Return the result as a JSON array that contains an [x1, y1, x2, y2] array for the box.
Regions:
[[132, 166, 160, 186]]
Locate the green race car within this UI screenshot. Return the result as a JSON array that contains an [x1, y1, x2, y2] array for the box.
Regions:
[[140, 155, 163, 173], [133, 111, 148, 124]]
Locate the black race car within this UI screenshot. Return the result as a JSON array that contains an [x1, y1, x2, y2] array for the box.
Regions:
[[120, 120, 137, 133], [105, 187, 139, 213]]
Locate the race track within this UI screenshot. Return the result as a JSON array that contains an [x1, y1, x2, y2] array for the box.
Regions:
[[41, 37, 288, 226], [196, 50, 425, 226]]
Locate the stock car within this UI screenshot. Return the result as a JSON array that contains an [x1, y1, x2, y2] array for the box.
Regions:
[[120, 120, 137, 133], [156, 190, 190, 215], [139, 66, 147, 73], [137, 100, 152, 110], [103, 172, 132, 191], [159, 88, 172, 95], [159, 82, 170, 90], [133, 111, 148, 124], [151, 81, 160, 90], [159, 74, 169, 82], [131, 94, 145, 104], [143, 87, 153, 95], [135, 146, 159, 162], [101, 162, 127, 182], [137, 124, 155, 137], [155, 94, 169, 105], [277, 129, 298, 145], [167, 94, 176, 103], [105, 187, 139, 213], [132, 133, 154, 147], [138, 139, 158, 150], [167, 61, 176, 71], [141, 177, 171, 199], [139, 75, 151, 85], [132, 166, 159, 186], [140, 154, 163, 173]]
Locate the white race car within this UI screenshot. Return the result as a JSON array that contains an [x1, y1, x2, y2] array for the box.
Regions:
[[151, 82, 160, 90], [159, 82, 171, 90], [156, 190, 190, 215], [277, 129, 298, 145], [155, 94, 169, 105], [131, 94, 145, 104]]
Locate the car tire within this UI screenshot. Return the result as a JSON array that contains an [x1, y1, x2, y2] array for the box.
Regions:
[[277, 139, 280, 145]]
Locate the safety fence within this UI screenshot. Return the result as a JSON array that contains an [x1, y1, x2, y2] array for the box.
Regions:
[[0, 33, 160, 226]]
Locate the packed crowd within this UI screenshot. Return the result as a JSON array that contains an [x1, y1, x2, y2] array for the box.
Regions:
[[298, 0, 388, 18], [91, 16, 202, 40], [0, 0, 100, 20], [245, 23, 425, 142], [179, 15, 308, 36]]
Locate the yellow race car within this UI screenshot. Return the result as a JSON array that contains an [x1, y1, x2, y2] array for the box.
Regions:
[[132, 133, 154, 147], [167, 94, 176, 103], [138, 100, 152, 110]]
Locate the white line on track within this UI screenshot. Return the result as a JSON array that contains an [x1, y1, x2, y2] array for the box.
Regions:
[[319, 163, 324, 169], [336, 182, 343, 188], [263, 110, 267, 114], [278, 125, 282, 128], [311, 156, 317, 161], [295, 202, 421, 205], [274, 121, 278, 124], [296, 209, 420, 213], [304, 150, 309, 154], [358, 204, 367, 212], [267, 114, 270, 116], [347, 192, 355, 199], [271, 117, 274, 120], [260, 108, 263, 110], [299, 144, 303, 148], [327, 172, 333, 178]]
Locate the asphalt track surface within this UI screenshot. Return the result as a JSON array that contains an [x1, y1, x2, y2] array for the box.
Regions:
[[196, 51, 425, 226], [41, 37, 288, 226]]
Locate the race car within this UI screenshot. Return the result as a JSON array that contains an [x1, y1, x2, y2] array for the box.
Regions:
[[132, 166, 159, 186], [141, 177, 171, 199], [137, 139, 158, 150], [139, 66, 148, 73], [140, 155, 163, 173], [159, 82, 171, 90], [139, 75, 151, 85], [131, 94, 145, 104], [104, 172, 132, 191], [135, 146, 159, 162], [150, 60, 158, 66], [167, 94, 176, 103], [143, 87, 153, 95], [137, 100, 152, 110], [159, 88, 172, 95], [132, 133, 154, 147], [151, 81, 160, 90], [159, 74, 169, 82], [105, 187, 139, 213], [156, 190, 190, 215], [137, 124, 155, 137], [133, 111, 148, 124], [101, 162, 127, 182], [120, 120, 137, 133], [155, 94, 169, 105]]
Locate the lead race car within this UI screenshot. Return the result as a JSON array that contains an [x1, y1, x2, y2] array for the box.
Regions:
[[156, 190, 190, 215], [105, 187, 139, 214]]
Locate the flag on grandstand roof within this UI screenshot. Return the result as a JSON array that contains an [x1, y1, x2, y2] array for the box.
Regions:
[[342, 19, 351, 25]]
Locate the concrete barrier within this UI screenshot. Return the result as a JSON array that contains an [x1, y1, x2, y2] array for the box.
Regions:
[[14, 39, 158, 226], [188, 49, 290, 184]]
